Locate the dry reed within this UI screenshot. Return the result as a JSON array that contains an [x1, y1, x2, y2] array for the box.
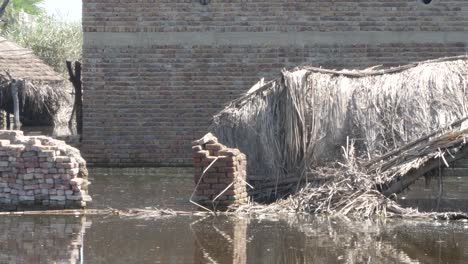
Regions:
[[211, 56, 468, 218], [212, 56, 468, 182]]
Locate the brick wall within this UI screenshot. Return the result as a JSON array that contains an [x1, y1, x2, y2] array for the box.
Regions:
[[83, 1, 468, 33], [82, 0, 468, 165]]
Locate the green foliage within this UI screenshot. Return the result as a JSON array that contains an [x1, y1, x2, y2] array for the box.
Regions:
[[0, 0, 82, 76], [1, 0, 44, 29], [2, 8, 82, 76], [8, 0, 45, 15]]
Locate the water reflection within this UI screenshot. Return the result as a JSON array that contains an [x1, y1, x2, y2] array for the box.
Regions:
[[192, 217, 249, 264], [2, 209, 467, 263], [5, 214, 468, 264], [3, 167, 468, 263], [190, 216, 418, 264], [190, 216, 468, 264], [88, 167, 194, 210], [0, 216, 90, 264], [399, 175, 468, 212]]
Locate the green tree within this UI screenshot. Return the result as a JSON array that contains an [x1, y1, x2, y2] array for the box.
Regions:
[[0, 0, 82, 76], [1, 0, 44, 31], [8, 0, 44, 15]]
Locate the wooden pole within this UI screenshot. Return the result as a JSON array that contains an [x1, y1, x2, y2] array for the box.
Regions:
[[10, 79, 21, 130], [6, 112, 10, 130], [66, 61, 83, 138]]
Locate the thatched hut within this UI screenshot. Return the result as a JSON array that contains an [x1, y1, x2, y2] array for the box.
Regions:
[[201, 56, 468, 217], [212, 56, 468, 186], [0, 36, 73, 136]]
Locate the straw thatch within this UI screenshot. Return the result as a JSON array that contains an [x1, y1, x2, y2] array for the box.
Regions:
[[0, 36, 73, 135], [233, 129, 468, 219], [212, 56, 468, 183], [209, 56, 468, 217]]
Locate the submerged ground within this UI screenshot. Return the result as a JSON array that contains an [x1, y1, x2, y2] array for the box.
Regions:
[[0, 168, 468, 263]]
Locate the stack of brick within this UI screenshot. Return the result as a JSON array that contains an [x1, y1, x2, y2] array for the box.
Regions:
[[192, 133, 249, 207], [0, 130, 91, 210]]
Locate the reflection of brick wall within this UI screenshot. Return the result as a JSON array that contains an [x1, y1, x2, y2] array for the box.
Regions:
[[193, 218, 248, 264], [192, 134, 248, 207], [0, 216, 88, 263], [0, 131, 90, 210]]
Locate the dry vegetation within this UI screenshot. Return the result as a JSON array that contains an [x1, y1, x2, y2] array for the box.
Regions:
[[212, 56, 468, 218]]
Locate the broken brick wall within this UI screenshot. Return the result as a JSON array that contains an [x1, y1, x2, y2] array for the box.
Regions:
[[192, 134, 248, 207]]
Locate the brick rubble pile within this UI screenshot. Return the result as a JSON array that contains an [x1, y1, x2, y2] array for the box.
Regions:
[[0, 130, 91, 209]]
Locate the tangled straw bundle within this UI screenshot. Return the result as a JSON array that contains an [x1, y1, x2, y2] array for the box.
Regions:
[[234, 139, 468, 219], [233, 142, 411, 217], [212, 56, 468, 184]]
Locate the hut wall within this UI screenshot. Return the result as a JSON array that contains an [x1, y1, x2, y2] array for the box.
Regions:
[[0, 131, 91, 210], [82, 0, 468, 165]]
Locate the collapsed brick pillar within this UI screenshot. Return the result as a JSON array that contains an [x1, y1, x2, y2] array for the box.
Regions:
[[192, 133, 249, 207]]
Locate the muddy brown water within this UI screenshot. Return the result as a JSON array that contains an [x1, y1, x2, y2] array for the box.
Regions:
[[1, 167, 468, 264]]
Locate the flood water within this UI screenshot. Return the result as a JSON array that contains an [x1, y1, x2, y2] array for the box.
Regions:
[[1, 168, 468, 264]]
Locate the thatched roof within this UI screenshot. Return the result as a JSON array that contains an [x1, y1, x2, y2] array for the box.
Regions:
[[211, 56, 468, 217], [0, 36, 72, 135], [0, 36, 63, 82], [212, 56, 468, 182]]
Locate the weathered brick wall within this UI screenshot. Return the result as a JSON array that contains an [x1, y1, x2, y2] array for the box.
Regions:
[[0, 131, 91, 210], [83, 1, 468, 32], [82, 0, 468, 165], [192, 133, 248, 207]]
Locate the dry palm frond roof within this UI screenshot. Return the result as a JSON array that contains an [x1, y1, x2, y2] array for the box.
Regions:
[[0, 36, 63, 82], [212, 55, 468, 182], [0, 37, 72, 134]]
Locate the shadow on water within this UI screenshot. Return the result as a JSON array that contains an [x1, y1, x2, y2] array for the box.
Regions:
[[1, 168, 468, 263]]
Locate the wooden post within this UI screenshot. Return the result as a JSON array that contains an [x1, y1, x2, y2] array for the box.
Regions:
[[10, 79, 21, 130], [6, 112, 10, 130], [66, 61, 83, 138]]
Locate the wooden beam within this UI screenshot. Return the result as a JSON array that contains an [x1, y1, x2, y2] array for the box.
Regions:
[[364, 116, 468, 169], [66, 61, 83, 138], [383, 146, 468, 196]]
